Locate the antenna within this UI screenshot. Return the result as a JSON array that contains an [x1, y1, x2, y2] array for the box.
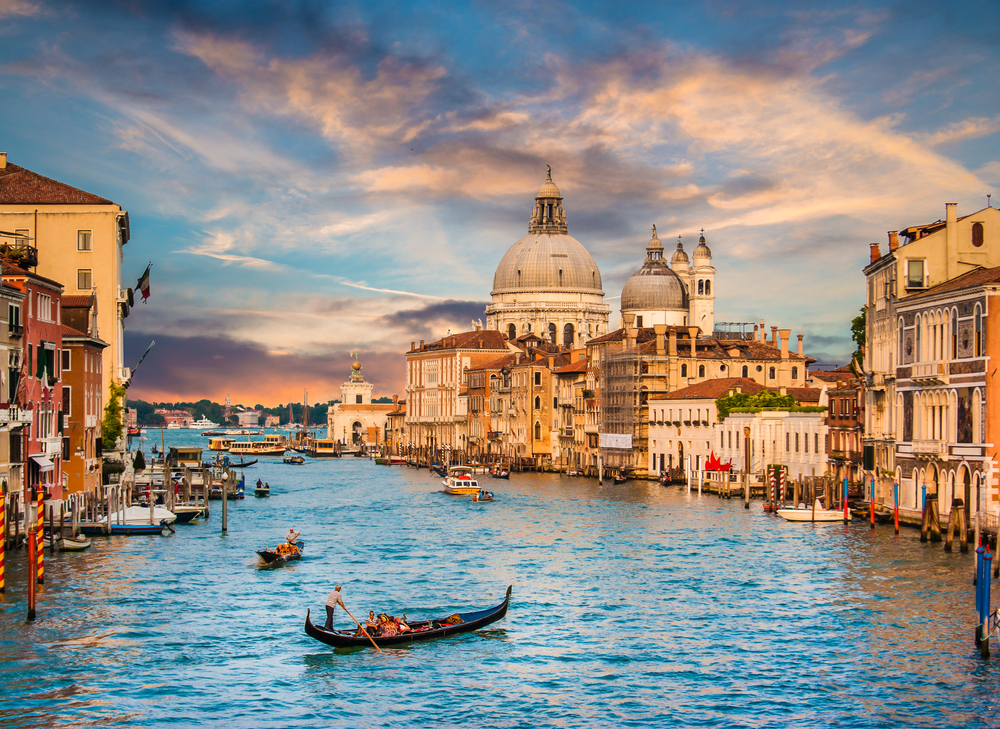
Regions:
[[989, 193, 992, 208]]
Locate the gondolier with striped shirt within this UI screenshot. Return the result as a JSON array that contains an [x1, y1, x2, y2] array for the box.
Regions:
[[325, 585, 345, 630]]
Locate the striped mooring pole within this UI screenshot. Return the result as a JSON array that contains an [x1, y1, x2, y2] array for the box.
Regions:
[[843, 476, 849, 523], [0, 491, 5, 593], [36, 487, 44, 585], [870, 477, 876, 530]]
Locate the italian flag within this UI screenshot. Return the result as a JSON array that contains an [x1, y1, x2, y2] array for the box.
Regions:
[[137, 263, 151, 302]]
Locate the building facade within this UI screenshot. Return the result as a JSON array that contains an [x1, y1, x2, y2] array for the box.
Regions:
[[0, 284, 27, 498], [61, 322, 107, 495], [326, 361, 394, 447]]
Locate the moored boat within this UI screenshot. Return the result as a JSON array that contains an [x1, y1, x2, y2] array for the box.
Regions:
[[229, 441, 285, 457], [81, 506, 177, 535], [443, 466, 480, 495], [304, 586, 511, 648], [57, 535, 91, 551], [776, 500, 851, 523]]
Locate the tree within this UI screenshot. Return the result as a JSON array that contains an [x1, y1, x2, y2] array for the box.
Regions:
[[851, 306, 866, 367], [102, 382, 128, 450], [716, 390, 796, 419]]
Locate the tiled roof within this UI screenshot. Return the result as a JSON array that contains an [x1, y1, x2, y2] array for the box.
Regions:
[[61, 324, 86, 337], [652, 378, 767, 400], [416, 329, 507, 352], [62, 294, 94, 308], [786, 387, 822, 403], [0, 162, 115, 205], [553, 359, 588, 374], [905, 265, 1000, 299], [469, 353, 519, 372], [591, 328, 812, 362], [1, 260, 64, 289], [334, 404, 395, 412]]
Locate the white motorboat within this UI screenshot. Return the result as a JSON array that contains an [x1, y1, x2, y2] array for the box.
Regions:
[[443, 466, 480, 495], [166, 423, 182, 430], [776, 500, 851, 523], [190, 417, 220, 429]]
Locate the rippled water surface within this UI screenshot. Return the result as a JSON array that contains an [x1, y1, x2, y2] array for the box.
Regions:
[[2, 436, 999, 727]]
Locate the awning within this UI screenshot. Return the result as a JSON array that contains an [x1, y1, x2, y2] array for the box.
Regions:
[[30, 454, 54, 472]]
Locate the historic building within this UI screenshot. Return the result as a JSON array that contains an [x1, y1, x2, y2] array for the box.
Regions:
[[61, 319, 108, 495], [0, 283, 27, 498], [485, 169, 610, 347], [863, 202, 1000, 521], [326, 360, 394, 447]]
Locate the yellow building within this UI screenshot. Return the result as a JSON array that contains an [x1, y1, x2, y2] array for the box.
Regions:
[[0, 153, 131, 404]]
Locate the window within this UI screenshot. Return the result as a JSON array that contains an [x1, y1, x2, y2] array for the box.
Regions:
[[548, 323, 556, 344], [815, 433, 820, 453], [36, 294, 52, 322], [635, 316, 643, 328], [804, 433, 808, 453], [792, 366, 798, 380], [698, 280, 704, 295], [534, 421, 542, 440], [77, 269, 93, 290], [741, 365, 748, 378], [786, 433, 790, 451], [907, 259, 924, 288], [973, 222, 984, 248], [507, 324, 516, 341], [698, 365, 705, 377], [952, 309, 958, 357], [8, 303, 19, 332], [681, 364, 687, 377], [769, 367, 776, 380], [795, 433, 800, 452], [355, 394, 362, 404], [62, 349, 71, 371], [975, 306, 983, 356], [915, 316, 921, 362], [534, 371, 541, 386], [534, 396, 540, 410], [63, 386, 71, 415], [77, 230, 92, 251], [564, 323, 575, 347], [705, 280, 711, 295], [553, 397, 558, 409]]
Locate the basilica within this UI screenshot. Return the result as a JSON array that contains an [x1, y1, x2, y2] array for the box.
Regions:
[[485, 168, 716, 343]]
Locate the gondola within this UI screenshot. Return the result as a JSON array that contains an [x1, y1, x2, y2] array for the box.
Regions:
[[491, 470, 510, 479], [613, 473, 627, 484], [257, 540, 305, 564], [304, 585, 511, 648], [230, 458, 258, 468]]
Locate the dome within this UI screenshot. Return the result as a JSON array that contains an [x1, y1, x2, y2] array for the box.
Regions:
[[536, 165, 561, 199], [693, 231, 712, 261], [671, 239, 689, 266], [621, 261, 688, 312], [492, 233, 603, 294]]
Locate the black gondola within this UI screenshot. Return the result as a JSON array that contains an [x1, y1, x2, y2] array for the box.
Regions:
[[257, 540, 305, 564], [492, 470, 509, 479], [304, 586, 511, 648], [613, 473, 627, 484], [230, 458, 258, 468]]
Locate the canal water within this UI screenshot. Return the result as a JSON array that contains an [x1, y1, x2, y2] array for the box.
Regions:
[[1, 432, 998, 727]]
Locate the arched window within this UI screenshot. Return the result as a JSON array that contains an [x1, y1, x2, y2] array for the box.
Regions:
[[681, 364, 688, 377], [548, 323, 557, 344], [975, 305, 983, 356], [507, 323, 516, 341], [973, 222, 985, 247], [698, 365, 705, 377], [899, 318, 905, 362], [563, 323, 575, 348], [534, 396, 540, 410], [915, 315, 921, 362], [698, 279, 704, 295], [705, 280, 711, 295], [534, 421, 542, 440], [769, 367, 776, 380], [792, 366, 798, 380], [741, 365, 748, 378], [951, 309, 958, 358]]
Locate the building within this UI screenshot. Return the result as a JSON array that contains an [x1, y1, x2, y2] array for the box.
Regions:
[[0, 154, 131, 412], [405, 328, 509, 462], [485, 168, 610, 346], [264, 414, 280, 428], [236, 410, 260, 427], [61, 321, 108, 495], [326, 360, 395, 447], [0, 283, 27, 497], [863, 202, 1000, 521], [553, 354, 589, 471], [2, 261, 65, 499], [809, 367, 864, 484], [155, 409, 194, 427], [386, 398, 406, 454], [717, 407, 829, 481]]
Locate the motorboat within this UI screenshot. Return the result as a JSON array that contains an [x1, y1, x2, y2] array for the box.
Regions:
[[166, 422, 182, 430], [776, 500, 851, 523], [171, 505, 207, 523], [229, 441, 285, 456], [190, 417, 220, 429], [471, 490, 494, 503], [254, 482, 270, 497], [81, 506, 177, 535], [443, 466, 480, 495], [283, 454, 305, 464]]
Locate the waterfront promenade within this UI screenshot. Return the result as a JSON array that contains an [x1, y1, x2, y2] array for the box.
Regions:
[[1, 439, 997, 727]]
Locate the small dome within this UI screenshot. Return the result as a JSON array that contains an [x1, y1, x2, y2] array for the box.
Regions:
[[671, 238, 689, 266], [621, 266, 688, 312], [536, 165, 561, 199], [693, 231, 712, 260]]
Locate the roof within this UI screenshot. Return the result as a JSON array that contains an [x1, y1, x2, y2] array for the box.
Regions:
[[413, 329, 507, 353], [903, 264, 1000, 301], [786, 387, 822, 403], [60, 324, 108, 346], [492, 232, 604, 295], [1, 260, 64, 289], [652, 378, 767, 401], [468, 353, 519, 372], [0, 162, 115, 205], [553, 359, 588, 374], [333, 404, 395, 412], [62, 294, 94, 308]]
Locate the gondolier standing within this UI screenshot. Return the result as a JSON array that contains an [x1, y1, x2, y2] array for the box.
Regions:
[[325, 585, 345, 630]]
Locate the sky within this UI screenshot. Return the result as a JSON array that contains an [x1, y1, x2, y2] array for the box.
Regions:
[[2, 0, 998, 407]]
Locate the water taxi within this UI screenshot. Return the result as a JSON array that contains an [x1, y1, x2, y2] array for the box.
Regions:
[[208, 437, 233, 451], [229, 441, 285, 456], [264, 433, 286, 448], [443, 466, 480, 495], [314, 439, 339, 457]]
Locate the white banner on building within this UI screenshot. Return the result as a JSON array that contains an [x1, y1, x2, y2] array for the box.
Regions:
[[599, 433, 633, 450]]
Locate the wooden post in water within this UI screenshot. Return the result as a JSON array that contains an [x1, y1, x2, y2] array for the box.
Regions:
[[47, 502, 54, 553], [26, 517, 36, 620], [221, 474, 228, 534], [105, 488, 111, 535], [59, 502, 65, 545], [946, 499, 966, 552], [0, 492, 5, 593], [72, 495, 78, 537], [35, 488, 44, 584], [14, 493, 21, 548], [743, 426, 751, 509]]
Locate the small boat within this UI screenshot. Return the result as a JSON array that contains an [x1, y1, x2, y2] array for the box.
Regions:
[[283, 454, 305, 464], [443, 466, 480, 495], [209, 485, 223, 500], [257, 540, 305, 564], [166, 422, 182, 430], [255, 483, 270, 497], [491, 469, 510, 480], [471, 491, 494, 503], [304, 586, 511, 649], [57, 536, 91, 551], [430, 463, 448, 477], [81, 506, 177, 535], [229, 458, 258, 468], [190, 417, 220, 429], [227, 484, 245, 500], [613, 474, 627, 484], [776, 500, 851, 523], [171, 505, 207, 523]]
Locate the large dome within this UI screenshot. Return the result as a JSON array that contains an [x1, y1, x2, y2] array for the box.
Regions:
[[492, 233, 604, 294]]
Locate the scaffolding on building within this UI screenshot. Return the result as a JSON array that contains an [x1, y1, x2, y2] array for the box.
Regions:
[[598, 344, 644, 470]]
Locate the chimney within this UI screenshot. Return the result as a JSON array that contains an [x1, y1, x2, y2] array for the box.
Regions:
[[478, 341, 482, 349], [779, 386, 787, 395], [869, 242, 881, 264], [760, 320, 766, 343], [668, 329, 677, 356], [623, 313, 636, 347], [393, 394, 398, 407], [411, 341, 415, 352], [797, 334, 804, 357], [687, 327, 699, 356], [515, 352, 521, 365], [0, 153, 6, 169], [654, 324, 667, 356], [770, 326, 778, 348], [946, 203, 958, 276], [419, 339, 424, 350], [548, 356, 554, 369], [779, 329, 790, 359], [888, 231, 899, 252]]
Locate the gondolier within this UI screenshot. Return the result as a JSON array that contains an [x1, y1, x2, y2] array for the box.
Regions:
[[325, 585, 345, 630]]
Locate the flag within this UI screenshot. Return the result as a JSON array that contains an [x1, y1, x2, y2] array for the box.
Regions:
[[136, 263, 151, 302], [134, 340, 155, 372]]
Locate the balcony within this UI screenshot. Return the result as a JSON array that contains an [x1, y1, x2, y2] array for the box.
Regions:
[[911, 440, 948, 459], [0, 240, 38, 269], [8, 323, 22, 338], [0, 405, 31, 423]]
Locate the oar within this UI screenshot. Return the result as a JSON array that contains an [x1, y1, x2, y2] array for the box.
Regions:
[[342, 606, 382, 653]]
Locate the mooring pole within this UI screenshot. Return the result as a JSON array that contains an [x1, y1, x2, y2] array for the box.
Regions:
[[27, 518, 36, 621], [743, 426, 751, 509], [0, 492, 5, 593], [976, 545, 986, 645], [893, 481, 899, 535], [870, 476, 875, 529], [843, 476, 849, 523], [983, 550, 994, 658], [35, 488, 44, 585], [221, 476, 228, 534]]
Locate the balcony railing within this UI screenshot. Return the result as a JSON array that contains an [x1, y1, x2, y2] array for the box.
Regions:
[[8, 323, 22, 338], [912, 440, 948, 458]]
